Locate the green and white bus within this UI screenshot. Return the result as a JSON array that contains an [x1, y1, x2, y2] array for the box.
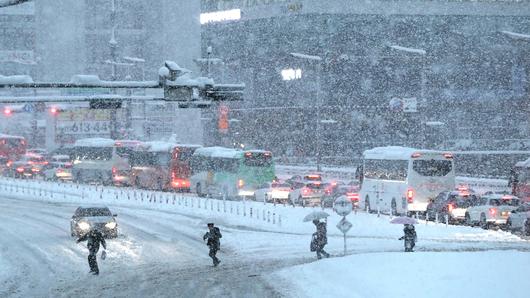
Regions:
[[189, 147, 275, 199]]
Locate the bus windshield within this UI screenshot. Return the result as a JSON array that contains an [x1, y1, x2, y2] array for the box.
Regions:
[[413, 159, 452, 176], [73, 147, 112, 161], [175, 147, 197, 162], [244, 153, 272, 167]]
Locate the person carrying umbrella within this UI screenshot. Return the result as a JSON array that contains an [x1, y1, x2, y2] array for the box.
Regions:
[[399, 223, 417, 252], [312, 219, 330, 259]]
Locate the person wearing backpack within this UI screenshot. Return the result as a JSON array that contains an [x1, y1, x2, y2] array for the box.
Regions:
[[203, 223, 222, 266]]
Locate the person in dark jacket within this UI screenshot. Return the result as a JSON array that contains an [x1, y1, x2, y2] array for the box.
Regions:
[[312, 219, 330, 259], [399, 224, 417, 252], [77, 229, 107, 275], [203, 223, 222, 266]]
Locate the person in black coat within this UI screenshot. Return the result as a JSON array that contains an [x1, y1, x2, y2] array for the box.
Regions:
[[399, 224, 417, 252], [312, 219, 330, 259], [203, 223, 222, 266], [77, 229, 107, 275]]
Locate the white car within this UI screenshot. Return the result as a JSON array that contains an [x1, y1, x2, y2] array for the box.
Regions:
[[288, 181, 325, 207], [254, 182, 292, 203], [43, 155, 72, 181], [465, 194, 520, 229], [507, 203, 530, 236]]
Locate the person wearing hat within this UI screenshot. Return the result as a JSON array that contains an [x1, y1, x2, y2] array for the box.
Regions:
[[203, 223, 222, 266]]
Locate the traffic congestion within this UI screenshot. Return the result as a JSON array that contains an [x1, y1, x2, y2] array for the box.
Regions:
[[2, 133, 529, 238]]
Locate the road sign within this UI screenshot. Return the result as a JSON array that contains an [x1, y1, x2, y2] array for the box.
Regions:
[[336, 217, 352, 234], [334, 195, 353, 216], [22, 103, 34, 113]]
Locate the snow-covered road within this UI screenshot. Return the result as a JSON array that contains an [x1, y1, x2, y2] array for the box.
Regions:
[[1, 191, 529, 298]]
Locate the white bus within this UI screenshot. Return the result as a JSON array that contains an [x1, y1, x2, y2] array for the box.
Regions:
[[71, 138, 143, 185], [359, 146, 455, 215]]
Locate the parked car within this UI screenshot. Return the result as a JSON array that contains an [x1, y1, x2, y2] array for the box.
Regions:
[[465, 194, 520, 229], [70, 206, 118, 238], [254, 181, 292, 203], [321, 184, 360, 208], [426, 191, 477, 224], [43, 155, 72, 181], [506, 203, 530, 236]]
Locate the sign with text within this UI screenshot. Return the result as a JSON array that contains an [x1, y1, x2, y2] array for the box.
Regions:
[[57, 109, 111, 138]]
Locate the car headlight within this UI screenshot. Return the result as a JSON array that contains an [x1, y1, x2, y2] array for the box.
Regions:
[[78, 222, 90, 230], [105, 222, 117, 229]]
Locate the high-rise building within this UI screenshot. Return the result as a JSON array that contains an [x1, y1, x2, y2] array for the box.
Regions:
[[3, 0, 200, 81]]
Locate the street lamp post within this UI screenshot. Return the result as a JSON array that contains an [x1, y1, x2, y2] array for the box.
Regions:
[[290, 52, 323, 172]]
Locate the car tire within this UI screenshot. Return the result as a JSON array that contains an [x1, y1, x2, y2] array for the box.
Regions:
[[524, 220, 530, 237], [465, 213, 473, 226], [506, 218, 513, 232], [480, 213, 489, 230]]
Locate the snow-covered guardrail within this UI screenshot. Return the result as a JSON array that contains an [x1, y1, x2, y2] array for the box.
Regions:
[[0, 177, 297, 229]]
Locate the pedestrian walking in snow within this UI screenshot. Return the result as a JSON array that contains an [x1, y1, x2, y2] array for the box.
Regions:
[[203, 223, 222, 266], [312, 219, 330, 259], [77, 229, 107, 275], [399, 224, 417, 252]]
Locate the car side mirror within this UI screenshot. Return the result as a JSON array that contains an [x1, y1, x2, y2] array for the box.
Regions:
[[113, 214, 118, 217]]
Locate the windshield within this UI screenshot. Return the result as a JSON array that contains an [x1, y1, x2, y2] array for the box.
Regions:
[[76, 208, 112, 217], [73, 147, 112, 161], [489, 199, 520, 207], [244, 153, 272, 167], [175, 147, 198, 162], [413, 159, 452, 177]]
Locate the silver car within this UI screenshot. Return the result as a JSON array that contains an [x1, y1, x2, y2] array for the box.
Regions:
[[507, 203, 530, 236], [70, 206, 118, 238]]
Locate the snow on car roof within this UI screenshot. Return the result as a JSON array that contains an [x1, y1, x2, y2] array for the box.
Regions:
[[0, 133, 25, 139], [194, 146, 242, 159], [363, 146, 443, 160], [73, 138, 115, 147], [145, 141, 175, 152]]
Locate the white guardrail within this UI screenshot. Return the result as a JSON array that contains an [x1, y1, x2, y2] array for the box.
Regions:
[[0, 177, 292, 228]]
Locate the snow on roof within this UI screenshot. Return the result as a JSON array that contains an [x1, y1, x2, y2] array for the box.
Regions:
[[164, 61, 192, 73], [145, 141, 175, 152], [501, 30, 530, 40], [123, 56, 145, 63], [290, 52, 322, 61], [0, 75, 33, 84], [389, 45, 426, 55], [69, 75, 102, 85], [194, 146, 242, 159], [363, 146, 443, 160], [158, 66, 170, 77], [73, 138, 115, 148], [165, 74, 215, 88], [515, 158, 530, 168], [0, 133, 24, 139]]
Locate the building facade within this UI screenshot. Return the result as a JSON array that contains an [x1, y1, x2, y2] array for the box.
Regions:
[[200, 0, 530, 162], [2, 0, 201, 82]]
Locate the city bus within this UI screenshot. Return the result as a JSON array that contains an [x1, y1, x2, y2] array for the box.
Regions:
[[0, 133, 27, 160], [189, 147, 275, 199], [130, 141, 201, 191], [512, 158, 530, 202], [359, 146, 456, 215], [71, 138, 143, 185]]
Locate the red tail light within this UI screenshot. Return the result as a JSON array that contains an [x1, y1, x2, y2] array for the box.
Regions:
[[448, 203, 454, 212], [237, 179, 244, 189], [64, 162, 72, 168], [489, 208, 497, 217], [411, 152, 421, 158], [112, 167, 117, 175], [302, 187, 311, 195], [347, 192, 360, 202], [31, 168, 40, 172], [16, 167, 24, 173], [443, 153, 453, 159], [57, 168, 64, 173], [406, 188, 414, 203]]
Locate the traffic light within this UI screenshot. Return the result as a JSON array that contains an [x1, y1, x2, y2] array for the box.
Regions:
[[3, 107, 12, 116]]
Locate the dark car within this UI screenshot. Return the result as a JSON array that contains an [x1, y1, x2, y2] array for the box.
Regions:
[[8, 154, 48, 179], [426, 191, 477, 224], [70, 206, 118, 238]]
